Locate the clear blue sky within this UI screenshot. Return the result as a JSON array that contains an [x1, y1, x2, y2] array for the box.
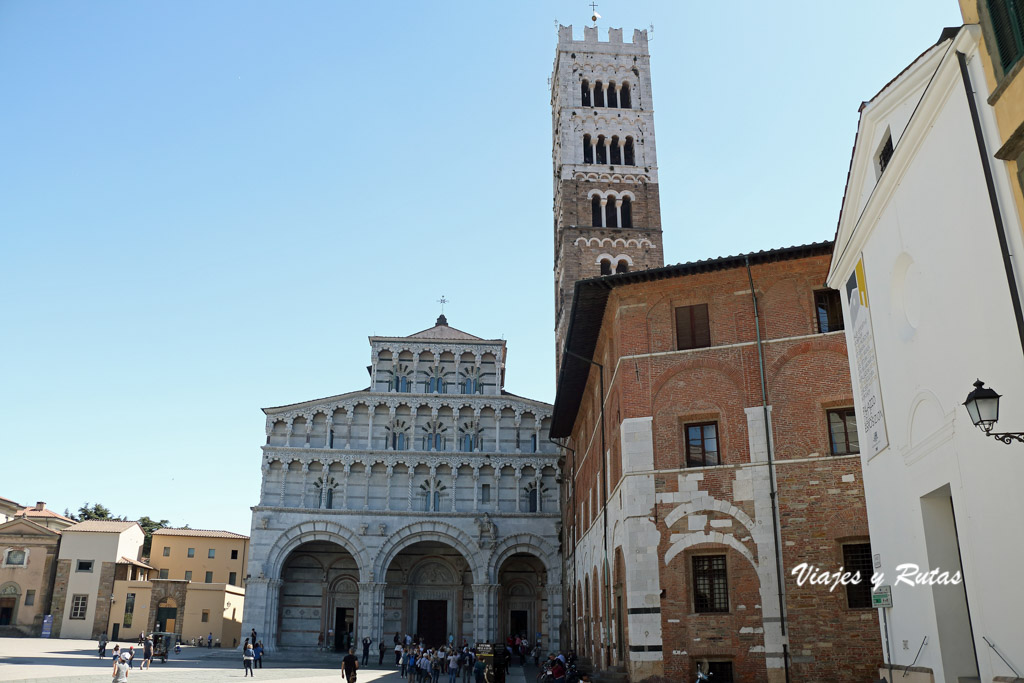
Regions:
[[0, 1, 963, 535]]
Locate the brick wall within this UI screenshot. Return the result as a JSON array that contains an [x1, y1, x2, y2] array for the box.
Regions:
[[560, 251, 880, 682], [91, 561, 116, 639]]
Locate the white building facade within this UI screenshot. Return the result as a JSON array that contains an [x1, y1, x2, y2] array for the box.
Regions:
[[244, 316, 562, 652], [828, 25, 1024, 683]]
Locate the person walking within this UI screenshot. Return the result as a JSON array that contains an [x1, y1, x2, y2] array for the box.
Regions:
[[127, 646, 135, 670], [243, 643, 255, 677], [207, 632, 213, 648], [395, 642, 404, 667], [378, 640, 386, 666], [141, 637, 153, 670], [112, 651, 131, 683], [99, 634, 108, 658], [342, 648, 359, 683], [111, 645, 121, 665], [447, 650, 459, 683], [406, 649, 417, 683], [251, 628, 257, 643], [254, 642, 263, 669]]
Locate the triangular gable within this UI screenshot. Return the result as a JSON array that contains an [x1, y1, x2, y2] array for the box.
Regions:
[[831, 38, 953, 276], [0, 517, 60, 537], [406, 324, 484, 340]]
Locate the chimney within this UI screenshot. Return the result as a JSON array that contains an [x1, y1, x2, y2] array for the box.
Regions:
[[35, 502, 45, 511]]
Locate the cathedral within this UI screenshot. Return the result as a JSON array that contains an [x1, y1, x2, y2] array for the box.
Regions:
[[244, 316, 562, 651]]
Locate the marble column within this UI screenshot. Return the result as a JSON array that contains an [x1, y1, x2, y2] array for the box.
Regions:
[[471, 583, 501, 644]]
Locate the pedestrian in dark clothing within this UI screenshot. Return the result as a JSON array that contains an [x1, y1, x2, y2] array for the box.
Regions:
[[362, 636, 372, 665], [343, 648, 359, 683], [379, 640, 386, 665]]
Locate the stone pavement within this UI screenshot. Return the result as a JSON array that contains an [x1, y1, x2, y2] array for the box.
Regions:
[[0, 639, 543, 683], [0, 638, 404, 683]]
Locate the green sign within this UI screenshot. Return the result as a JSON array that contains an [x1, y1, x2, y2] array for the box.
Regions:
[[872, 585, 893, 608]]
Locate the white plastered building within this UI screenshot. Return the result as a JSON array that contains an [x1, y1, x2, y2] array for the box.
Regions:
[[827, 25, 1024, 683]]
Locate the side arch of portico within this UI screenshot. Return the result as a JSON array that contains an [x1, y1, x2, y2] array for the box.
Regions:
[[487, 533, 563, 651], [265, 520, 370, 581]]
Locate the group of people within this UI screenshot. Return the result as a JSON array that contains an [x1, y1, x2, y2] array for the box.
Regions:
[[242, 628, 264, 676], [100, 637, 156, 681]]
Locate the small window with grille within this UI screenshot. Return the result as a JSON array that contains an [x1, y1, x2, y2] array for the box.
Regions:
[[692, 555, 729, 613], [878, 135, 894, 174], [843, 542, 874, 609]]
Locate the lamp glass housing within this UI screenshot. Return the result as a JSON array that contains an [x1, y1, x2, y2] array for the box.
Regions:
[[964, 380, 1000, 430]]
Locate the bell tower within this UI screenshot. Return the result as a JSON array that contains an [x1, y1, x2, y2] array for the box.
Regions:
[[552, 24, 664, 370]]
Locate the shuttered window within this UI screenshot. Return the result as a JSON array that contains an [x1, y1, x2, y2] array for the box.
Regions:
[[988, 0, 1024, 72], [675, 304, 710, 350]]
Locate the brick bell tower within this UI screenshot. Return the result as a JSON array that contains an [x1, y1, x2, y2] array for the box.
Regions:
[[552, 24, 665, 370]]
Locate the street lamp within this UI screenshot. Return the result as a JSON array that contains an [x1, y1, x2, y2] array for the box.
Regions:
[[963, 380, 1024, 444]]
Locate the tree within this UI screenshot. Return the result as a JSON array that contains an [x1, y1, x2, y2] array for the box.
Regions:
[[137, 516, 169, 556], [73, 503, 123, 521]]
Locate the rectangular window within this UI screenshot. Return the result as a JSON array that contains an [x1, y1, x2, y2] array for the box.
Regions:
[[70, 595, 89, 620], [828, 408, 860, 455], [685, 422, 720, 468], [187, 548, 195, 558], [208, 548, 216, 559], [162, 546, 170, 557], [24, 590, 35, 606], [184, 571, 193, 581], [481, 484, 491, 503], [878, 135, 894, 173], [229, 572, 237, 586], [815, 289, 844, 333], [205, 571, 213, 583], [123, 593, 135, 628], [201, 610, 209, 623], [692, 555, 729, 613], [4, 549, 26, 566], [159, 569, 169, 579], [705, 662, 734, 683], [843, 543, 874, 609], [987, 0, 1024, 71], [76, 560, 93, 573], [231, 549, 239, 560], [675, 303, 711, 350]]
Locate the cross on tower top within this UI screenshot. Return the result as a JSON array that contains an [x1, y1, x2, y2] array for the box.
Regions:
[[437, 295, 449, 313]]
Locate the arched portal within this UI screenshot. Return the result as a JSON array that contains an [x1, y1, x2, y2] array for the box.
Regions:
[[497, 553, 546, 646], [279, 541, 359, 650], [0, 582, 21, 626], [383, 540, 473, 648]]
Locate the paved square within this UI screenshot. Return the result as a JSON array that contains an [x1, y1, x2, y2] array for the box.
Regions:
[[0, 639, 405, 683]]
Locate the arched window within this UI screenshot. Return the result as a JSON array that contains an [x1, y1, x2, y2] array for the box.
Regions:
[[422, 434, 432, 450], [428, 377, 436, 393], [398, 433, 406, 450], [624, 137, 635, 166], [528, 488, 538, 513], [596, 135, 607, 164], [616, 261, 629, 274], [462, 434, 474, 452], [594, 81, 605, 107], [610, 136, 621, 165], [600, 259, 612, 275], [432, 491, 441, 512], [581, 79, 591, 107], [324, 488, 333, 509], [464, 378, 477, 394], [397, 377, 408, 392], [622, 197, 632, 227], [592, 196, 602, 227], [620, 82, 632, 109], [530, 434, 538, 453], [607, 82, 618, 108], [605, 197, 618, 228], [583, 134, 592, 163], [428, 376, 446, 394], [435, 433, 444, 451]]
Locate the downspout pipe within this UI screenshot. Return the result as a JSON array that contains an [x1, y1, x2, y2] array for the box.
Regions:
[[957, 49, 1024, 360], [550, 435, 578, 654], [745, 256, 791, 683], [564, 348, 611, 669]]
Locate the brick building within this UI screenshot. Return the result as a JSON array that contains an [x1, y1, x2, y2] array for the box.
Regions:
[[549, 244, 881, 683]]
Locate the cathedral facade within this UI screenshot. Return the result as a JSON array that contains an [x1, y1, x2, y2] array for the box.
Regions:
[[244, 316, 562, 652]]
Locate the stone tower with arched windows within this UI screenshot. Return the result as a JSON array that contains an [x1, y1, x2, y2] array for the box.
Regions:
[[552, 25, 664, 368]]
